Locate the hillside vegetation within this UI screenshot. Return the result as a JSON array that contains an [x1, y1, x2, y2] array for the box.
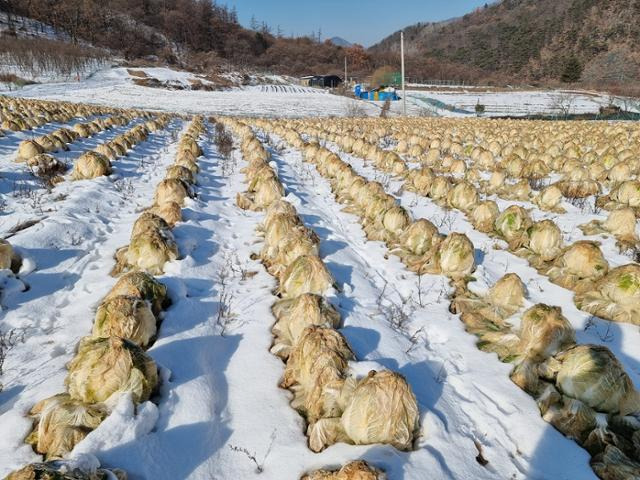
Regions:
[[3, 0, 371, 77], [0, 11, 109, 82], [372, 0, 640, 93], [4, 0, 640, 94]]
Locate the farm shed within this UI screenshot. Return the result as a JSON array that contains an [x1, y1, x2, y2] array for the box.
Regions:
[[300, 75, 343, 88], [300, 75, 314, 86]]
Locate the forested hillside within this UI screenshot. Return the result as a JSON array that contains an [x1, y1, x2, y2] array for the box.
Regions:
[[3, 0, 640, 93], [2, 0, 371, 76], [372, 0, 640, 92]]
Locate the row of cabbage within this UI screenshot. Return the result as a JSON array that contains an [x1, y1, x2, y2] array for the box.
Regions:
[[293, 119, 640, 329], [294, 118, 640, 253], [300, 117, 640, 208], [1, 113, 172, 337], [249, 119, 640, 480], [4, 116, 205, 480], [70, 115, 169, 182], [1, 111, 171, 328], [14, 112, 168, 185], [0, 96, 119, 134], [222, 117, 417, 479]]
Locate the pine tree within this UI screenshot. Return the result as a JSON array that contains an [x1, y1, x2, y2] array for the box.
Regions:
[[561, 56, 582, 83]]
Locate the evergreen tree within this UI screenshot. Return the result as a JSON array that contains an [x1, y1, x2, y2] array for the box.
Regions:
[[561, 56, 582, 82]]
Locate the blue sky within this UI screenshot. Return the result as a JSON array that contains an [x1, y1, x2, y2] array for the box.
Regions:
[[224, 0, 492, 46]]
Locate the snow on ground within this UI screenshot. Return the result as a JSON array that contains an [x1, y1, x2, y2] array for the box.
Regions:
[[0, 12, 108, 85], [0, 12, 72, 43], [0, 113, 613, 480], [0, 114, 146, 234], [6, 67, 381, 118], [133, 67, 199, 84], [124, 67, 218, 90], [123, 68, 317, 93], [253, 134, 599, 480], [0, 56, 107, 86], [40, 127, 598, 479], [247, 84, 325, 94], [317, 141, 640, 386], [1, 73, 639, 479], [6, 63, 635, 119], [405, 89, 636, 117], [221, 72, 299, 87], [0, 116, 185, 473]]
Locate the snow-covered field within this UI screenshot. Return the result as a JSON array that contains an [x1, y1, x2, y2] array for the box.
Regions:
[[0, 115, 595, 480], [7, 64, 634, 119], [4, 67, 381, 118], [1, 81, 639, 480], [406, 89, 633, 117]]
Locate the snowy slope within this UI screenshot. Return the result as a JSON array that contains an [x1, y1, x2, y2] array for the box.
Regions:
[[5, 67, 381, 118], [0, 13, 109, 84], [10, 69, 627, 119], [5, 63, 630, 119], [0, 12, 72, 42]]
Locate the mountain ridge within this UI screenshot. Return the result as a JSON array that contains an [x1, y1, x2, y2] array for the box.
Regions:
[[370, 0, 640, 92], [329, 36, 352, 47], [5, 0, 640, 93]]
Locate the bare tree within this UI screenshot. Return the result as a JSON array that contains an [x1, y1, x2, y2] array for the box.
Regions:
[[344, 99, 367, 118], [380, 99, 391, 118], [550, 92, 576, 119]]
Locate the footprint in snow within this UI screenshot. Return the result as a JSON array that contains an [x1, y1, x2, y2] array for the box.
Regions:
[[50, 344, 67, 358]]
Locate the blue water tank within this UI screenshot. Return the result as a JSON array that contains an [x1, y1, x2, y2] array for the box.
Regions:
[[378, 91, 399, 101]]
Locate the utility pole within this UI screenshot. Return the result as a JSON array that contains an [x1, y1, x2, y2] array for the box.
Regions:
[[401, 31, 407, 115], [344, 56, 348, 86]]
